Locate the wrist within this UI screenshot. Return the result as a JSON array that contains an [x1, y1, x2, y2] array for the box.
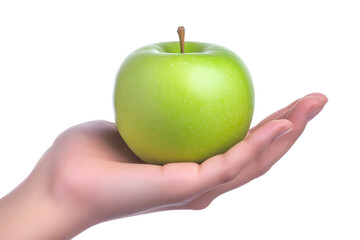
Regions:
[[0, 173, 91, 239]]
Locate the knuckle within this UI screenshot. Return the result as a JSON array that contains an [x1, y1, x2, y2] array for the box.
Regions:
[[218, 154, 240, 184], [256, 161, 272, 178], [243, 139, 262, 157]]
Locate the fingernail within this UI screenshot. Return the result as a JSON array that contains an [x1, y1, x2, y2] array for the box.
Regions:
[[308, 106, 323, 121]]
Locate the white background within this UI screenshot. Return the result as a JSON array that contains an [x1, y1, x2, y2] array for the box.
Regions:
[[1, 0, 359, 239]]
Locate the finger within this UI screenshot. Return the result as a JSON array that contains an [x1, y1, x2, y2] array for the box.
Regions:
[[248, 93, 326, 135], [256, 94, 327, 164], [194, 119, 293, 193], [220, 94, 328, 187], [168, 119, 293, 210], [179, 93, 328, 210], [248, 99, 298, 135]]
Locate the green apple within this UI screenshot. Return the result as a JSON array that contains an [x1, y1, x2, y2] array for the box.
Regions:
[[114, 30, 254, 165]]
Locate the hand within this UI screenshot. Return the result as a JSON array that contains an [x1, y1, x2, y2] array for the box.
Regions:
[[0, 93, 327, 239]]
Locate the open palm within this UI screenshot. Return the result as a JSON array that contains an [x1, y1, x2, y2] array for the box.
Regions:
[[36, 93, 327, 229]]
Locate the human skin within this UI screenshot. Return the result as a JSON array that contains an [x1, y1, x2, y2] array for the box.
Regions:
[[0, 93, 327, 240]]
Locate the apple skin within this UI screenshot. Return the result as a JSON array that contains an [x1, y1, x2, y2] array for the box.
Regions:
[[114, 41, 254, 165]]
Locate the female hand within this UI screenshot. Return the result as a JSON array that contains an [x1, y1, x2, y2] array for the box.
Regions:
[[0, 93, 327, 239]]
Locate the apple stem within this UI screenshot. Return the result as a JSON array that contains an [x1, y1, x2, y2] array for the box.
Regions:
[[177, 26, 185, 54]]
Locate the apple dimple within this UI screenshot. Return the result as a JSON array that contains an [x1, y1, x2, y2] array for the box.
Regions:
[[154, 42, 211, 54]]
